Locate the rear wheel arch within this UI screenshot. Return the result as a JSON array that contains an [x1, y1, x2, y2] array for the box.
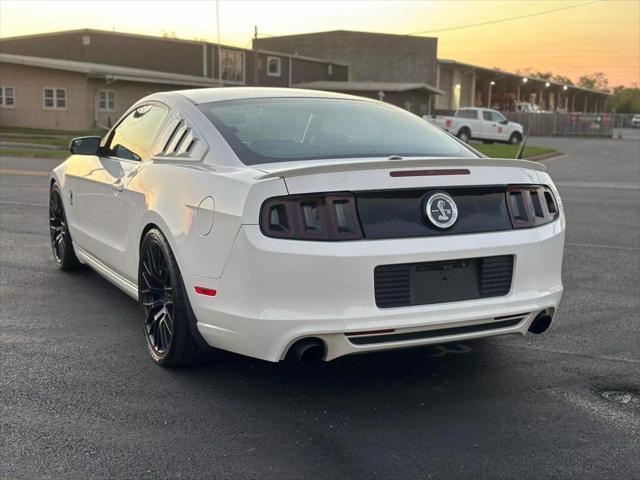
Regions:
[[137, 218, 181, 271], [140, 222, 161, 251], [457, 127, 471, 142], [509, 132, 523, 145], [137, 219, 188, 294]]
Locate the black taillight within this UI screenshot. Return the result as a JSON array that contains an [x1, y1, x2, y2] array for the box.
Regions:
[[260, 192, 363, 240], [506, 185, 559, 228]]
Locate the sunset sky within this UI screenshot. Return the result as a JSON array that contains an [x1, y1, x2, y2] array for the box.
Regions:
[[1, 0, 638, 87]]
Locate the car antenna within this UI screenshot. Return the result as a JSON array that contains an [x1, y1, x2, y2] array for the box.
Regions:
[[516, 113, 535, 159]]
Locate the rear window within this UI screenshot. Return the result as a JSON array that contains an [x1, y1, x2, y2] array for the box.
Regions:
[[197, 97, 477, 165], [455, 109, 477, 119]]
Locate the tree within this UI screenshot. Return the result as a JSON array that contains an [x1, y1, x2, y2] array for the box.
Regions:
[[515, 67, 533, 77], [551, 74, 574, 86], [577, 72, 609, 91], [515, 67, 569, 82], [610, 88, 640, 113], [532, 71, 553, 80]]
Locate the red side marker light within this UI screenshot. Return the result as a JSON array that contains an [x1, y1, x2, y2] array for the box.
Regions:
[[195, 286, 217, 297]]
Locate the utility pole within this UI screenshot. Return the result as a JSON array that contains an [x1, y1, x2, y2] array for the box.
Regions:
[[216, 0, 222, 87], [253, 25, 259, 86]]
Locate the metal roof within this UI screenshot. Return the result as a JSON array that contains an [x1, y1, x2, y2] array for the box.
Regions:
[[438, 59, 611, 96], [0, 53, 220, 87], [0, 29, 350, 67], [293, 81, 445, 95]]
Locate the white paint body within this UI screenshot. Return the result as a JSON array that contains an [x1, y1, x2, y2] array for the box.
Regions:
[[425, 107, 524, 143], [51, 88, 565, 362]]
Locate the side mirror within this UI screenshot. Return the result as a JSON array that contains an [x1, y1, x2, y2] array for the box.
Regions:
[[69, 136, 101, 155], [501, 119, 509, 125]]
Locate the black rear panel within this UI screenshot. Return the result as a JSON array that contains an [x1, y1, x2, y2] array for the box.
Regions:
[[374, 255, 514, 308], [348, 317, 522, 345], [355, 186, 511, 239]]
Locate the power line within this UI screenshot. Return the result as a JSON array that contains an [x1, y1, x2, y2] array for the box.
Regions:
[[408, 0, 602, 35]]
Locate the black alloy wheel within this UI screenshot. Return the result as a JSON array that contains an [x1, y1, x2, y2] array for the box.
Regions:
[[49, 185, 81, 270], [140, 239, 175, 357], [138, 229, 214, 367]]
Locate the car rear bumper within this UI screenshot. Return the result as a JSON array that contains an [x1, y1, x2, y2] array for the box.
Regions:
[[185, 220, 565, 362]]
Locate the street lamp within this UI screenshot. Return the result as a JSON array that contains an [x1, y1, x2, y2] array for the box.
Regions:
[[563, 85, 568, 91], [488, 80, 496, 108], [522, 77, 528, 83], [545, 81, 551, 88]]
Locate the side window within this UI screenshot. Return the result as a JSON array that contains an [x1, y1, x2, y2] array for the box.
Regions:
[[107, 104, 168, 161], [491, 111, 507, 123], [482, 111, 492, 121]]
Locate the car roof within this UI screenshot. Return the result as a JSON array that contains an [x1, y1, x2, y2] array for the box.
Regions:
[[170, 87, 370, 105]]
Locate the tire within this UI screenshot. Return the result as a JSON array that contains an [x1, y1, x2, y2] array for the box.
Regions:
[[457, 128, 471, 143], [49, 184, 82, 271], [138, 228, 213, 367], [509, 132, 523, 145]]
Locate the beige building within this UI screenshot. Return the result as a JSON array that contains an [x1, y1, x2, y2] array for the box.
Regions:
[[0, 54, 225, 130], [0, 29, 349, 131]]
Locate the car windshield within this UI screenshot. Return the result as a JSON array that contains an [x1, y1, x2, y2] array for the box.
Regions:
[[197, 97, 478, 165]]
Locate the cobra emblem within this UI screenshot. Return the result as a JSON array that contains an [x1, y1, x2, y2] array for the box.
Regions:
[[436, 199, 451, 221], [424, 192, 458, 229]]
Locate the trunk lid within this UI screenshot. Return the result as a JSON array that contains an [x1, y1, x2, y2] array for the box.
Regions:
[[253, 157, 545, 194]]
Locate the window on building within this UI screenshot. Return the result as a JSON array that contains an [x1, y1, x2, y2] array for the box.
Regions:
[[107, 104, 168, 161], [220, 49, 245, 84], [0, 86, 15, 108], [266, 56, 281, 77], [98, 90, 116, 112], [82, 35, 91, 46], [43, 88, 67, 110]]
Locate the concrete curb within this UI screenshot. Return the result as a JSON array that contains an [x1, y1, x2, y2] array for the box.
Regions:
[[528, 151, 564, 162]]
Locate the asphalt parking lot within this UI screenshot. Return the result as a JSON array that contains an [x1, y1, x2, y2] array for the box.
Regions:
[[1, 133, 639, 479]]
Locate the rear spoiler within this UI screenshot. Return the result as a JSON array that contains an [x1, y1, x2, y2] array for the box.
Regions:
[[255, 157, 546, 179]]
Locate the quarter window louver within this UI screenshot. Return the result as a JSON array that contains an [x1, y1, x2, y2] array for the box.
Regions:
[[155, 117, 202, 160]]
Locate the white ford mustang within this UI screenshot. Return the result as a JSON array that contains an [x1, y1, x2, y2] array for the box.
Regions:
[[50, 88, 565, 367]]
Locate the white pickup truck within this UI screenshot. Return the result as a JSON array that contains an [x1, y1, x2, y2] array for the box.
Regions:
[[424, 107, 524, 145]]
